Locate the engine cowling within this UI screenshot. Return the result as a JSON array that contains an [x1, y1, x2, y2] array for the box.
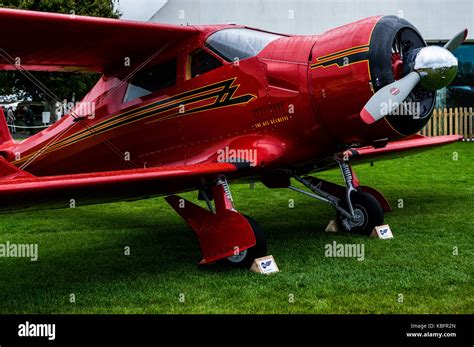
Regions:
[[309, 16, 437, 147]]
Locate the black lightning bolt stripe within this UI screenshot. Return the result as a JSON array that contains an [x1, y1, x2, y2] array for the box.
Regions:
[[14, 78, 256, 164]]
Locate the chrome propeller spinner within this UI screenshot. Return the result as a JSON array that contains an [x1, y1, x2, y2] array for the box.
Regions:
[[413, 45, 458, 91]]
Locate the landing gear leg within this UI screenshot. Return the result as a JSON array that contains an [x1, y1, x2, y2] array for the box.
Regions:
[[289, 154, 384, 236], [212, 177, 267, 267], [335, 155, 384, 235], [166, 176, 267, 267]]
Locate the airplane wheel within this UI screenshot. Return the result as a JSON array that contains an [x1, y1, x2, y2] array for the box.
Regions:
[[336, 191, 384, 236], [222, 215, 267, 268]]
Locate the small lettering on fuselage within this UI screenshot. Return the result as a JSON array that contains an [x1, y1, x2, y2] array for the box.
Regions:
[[253, 115, 290, 129]]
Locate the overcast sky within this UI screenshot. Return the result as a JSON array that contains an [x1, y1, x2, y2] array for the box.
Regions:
[[118, 0, 167, 21]]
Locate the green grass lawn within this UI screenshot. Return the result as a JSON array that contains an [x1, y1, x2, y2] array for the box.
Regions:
[[0, 143, 472, 314]]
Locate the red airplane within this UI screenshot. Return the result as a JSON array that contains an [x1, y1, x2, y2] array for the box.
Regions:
[[0, 9, 466, 267]]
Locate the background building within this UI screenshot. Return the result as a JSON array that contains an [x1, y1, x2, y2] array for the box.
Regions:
[[150, 0, 474, 108]]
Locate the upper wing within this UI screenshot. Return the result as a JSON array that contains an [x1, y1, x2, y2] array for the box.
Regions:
[[0, 8, 198, 72], [347, 135, 463, 163], [0, 158, 237, 214]]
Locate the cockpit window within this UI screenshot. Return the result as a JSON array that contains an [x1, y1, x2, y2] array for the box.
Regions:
[[190, 49, 223, 78], [124, 59, 177, 103], [206, 28, 283, 62]]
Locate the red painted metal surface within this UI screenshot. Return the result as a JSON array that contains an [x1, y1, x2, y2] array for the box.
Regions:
[[309, 16, 401, 146], [0, 108, 13, 146], [165, 195, 256, 264]]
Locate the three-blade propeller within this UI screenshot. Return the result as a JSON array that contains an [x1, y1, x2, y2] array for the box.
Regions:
[[361, 29, 468, 125]]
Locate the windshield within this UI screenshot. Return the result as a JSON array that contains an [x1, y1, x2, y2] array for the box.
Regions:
[[206, 28, 283, 62]]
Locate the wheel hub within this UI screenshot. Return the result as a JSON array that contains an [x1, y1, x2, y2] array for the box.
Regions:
[[344, 206, 367, 229]]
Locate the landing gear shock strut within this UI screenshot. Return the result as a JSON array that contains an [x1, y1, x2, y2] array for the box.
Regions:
[[337, 155, 358, 217]]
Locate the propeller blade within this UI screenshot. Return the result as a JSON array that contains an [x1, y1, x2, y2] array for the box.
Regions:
[[360, 71, 421, 125], [444, 29, 468, 52]]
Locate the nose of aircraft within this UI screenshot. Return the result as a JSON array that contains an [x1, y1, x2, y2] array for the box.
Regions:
[[361, 28, 468, 125]]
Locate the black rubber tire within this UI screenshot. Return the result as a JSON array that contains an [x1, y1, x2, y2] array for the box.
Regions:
[[221, 215, 267, 268], [336, 191, 384, 236]]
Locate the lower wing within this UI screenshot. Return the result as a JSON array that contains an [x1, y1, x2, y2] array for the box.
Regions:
[[0, 159, 238, 214]]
